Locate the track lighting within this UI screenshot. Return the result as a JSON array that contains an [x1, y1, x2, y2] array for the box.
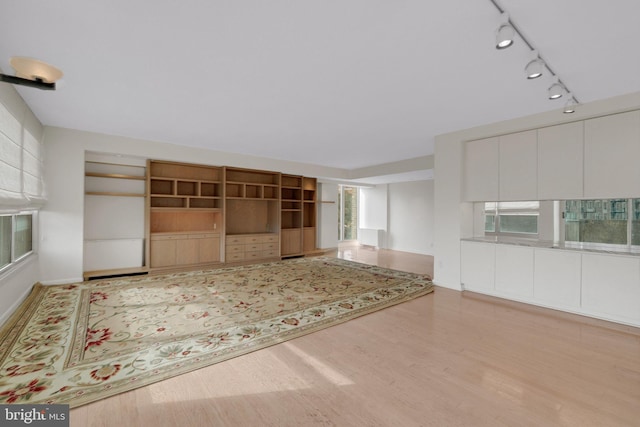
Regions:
[[524, 57, 544, 79], [563, 97, 578, 114], [495, 23, 515, 49], [488, 0, 579, 112], [548, 82, 565, 100]]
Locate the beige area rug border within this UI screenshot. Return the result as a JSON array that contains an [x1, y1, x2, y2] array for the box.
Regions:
[[0, 258, 434, 408]]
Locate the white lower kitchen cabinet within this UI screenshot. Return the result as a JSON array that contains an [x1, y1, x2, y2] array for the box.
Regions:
[[495, 245, 534, 298], [460, 241, 495, 292], [533, 248, 582, 309], [581, 253, 640, 322]]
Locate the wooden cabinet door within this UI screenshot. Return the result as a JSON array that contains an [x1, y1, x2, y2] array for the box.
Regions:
[[150, 239, 177, 268], [303, 227, 316, 252], [281, 229, 302, 255], [199, 237, 220, 263], [176, 238, 199, 265]]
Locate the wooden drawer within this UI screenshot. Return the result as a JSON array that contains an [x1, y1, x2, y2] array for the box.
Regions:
[[226, 244, 244, 254], [226, 235, 247, 245], [246, 243, 263, 252], [262, 242, 278, 251], [151, 234, 183, 241], [263, 234, 278, 243], [189, 233, 219, 239], [226, 252, 245, 262], [245, 251, 263, 259], [244, 235, 263, 244], [262, 249, 279, 257]]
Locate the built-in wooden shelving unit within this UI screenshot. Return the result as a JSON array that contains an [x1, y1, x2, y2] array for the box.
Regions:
[[280, 175, 303, 257], [83, 155, 147, 279], [302, 177, 318, 253], [224, 167, 281, 263], [84, 155, 320, 277], [147, 160, 224, 270]]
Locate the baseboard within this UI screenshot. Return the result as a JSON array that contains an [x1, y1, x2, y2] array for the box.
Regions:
[[432, 280, 462, 291], [40, 277, 84, 285], [0, 285, 33, 326]]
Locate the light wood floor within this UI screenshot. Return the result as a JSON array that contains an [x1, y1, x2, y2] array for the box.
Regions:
[[71, 245, 640, 426]]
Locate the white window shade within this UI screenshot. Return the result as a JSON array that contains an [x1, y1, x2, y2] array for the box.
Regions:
[[0, 101, 45, 208]]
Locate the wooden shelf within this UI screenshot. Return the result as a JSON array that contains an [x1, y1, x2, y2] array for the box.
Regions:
[[86, 172, 146, 180], [151, 230, 220, 236], [151, 207, 221, 212], [86, 191, 144, 197]]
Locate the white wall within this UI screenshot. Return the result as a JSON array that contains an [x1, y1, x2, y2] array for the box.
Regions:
[[0, 83, 44, 322], [434, 91, 640, 290], [359, 185, 388, 247], [387, 180, 434, 255], [318, 182, 338, 250]]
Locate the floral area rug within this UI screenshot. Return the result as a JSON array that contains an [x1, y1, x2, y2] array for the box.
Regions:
[[0, 257, 433, 407]]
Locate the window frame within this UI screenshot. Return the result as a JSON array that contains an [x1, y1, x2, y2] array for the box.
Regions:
[[485, 201, 540, 239], [563, 198, 640, 253], [0, 210, 36, 274], [338, 185, 359, 242]]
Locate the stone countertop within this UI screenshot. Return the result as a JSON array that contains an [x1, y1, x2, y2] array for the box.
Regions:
[[461, 236, 640, 257]]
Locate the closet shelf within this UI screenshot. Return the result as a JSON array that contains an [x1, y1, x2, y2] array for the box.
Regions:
[[85, 172, 146, 180], [86, 191, 144, 197]]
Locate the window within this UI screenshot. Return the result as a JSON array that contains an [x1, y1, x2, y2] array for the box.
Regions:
[[565, 199, 640, 250], [0, 212, 34, 271], [338, 186, 358, 241], [485, 201, 539, 237], [0, 95, 44, 275], [0, 100, 45, 208]]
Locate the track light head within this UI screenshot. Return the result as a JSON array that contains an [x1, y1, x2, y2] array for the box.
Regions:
[[563, 97, 578, 114], [495, 23, 515, 49], [548, 82, 565, 100], [525, 58, 544, 79]]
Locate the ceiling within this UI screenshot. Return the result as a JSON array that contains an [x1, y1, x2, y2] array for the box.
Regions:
[[1, 0, 639, 175]]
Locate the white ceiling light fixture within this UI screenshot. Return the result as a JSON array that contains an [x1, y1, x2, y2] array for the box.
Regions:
[[488, 0, 579, 112], [563, 96, 578, 114], [548, 81, 565, 100], [0, 57, 63, 90], [525, 56, 544, 79], [495, 20, 515, 50]]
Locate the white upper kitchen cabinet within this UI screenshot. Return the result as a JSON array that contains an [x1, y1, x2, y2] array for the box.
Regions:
[[537, 122, 584, 200], [463, 137, 499, 202], [499, 130, 537, 201], [584, 110, 640, 198]]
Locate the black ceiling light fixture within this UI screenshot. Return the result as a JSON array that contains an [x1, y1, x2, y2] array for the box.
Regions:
[[0, 57, 63, 90], [488, 0, 580, 113]]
